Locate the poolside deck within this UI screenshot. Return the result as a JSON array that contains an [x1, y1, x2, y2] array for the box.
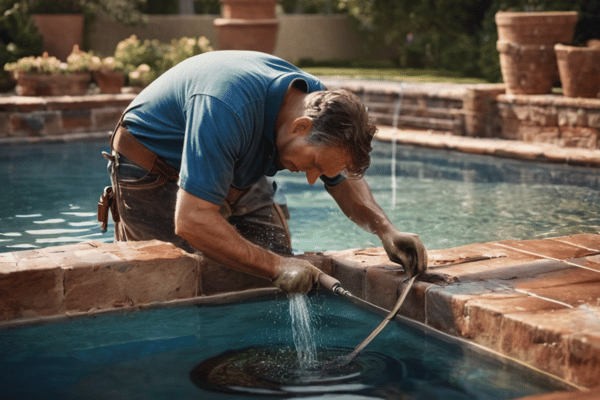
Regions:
[[1, 233, 599, 398]]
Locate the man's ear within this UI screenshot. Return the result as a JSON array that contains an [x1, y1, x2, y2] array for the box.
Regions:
[[291, 116, 313, 136]]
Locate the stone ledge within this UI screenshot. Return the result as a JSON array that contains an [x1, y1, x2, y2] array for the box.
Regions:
[[0, 236, 598, 394], [325, 233, 600, 389], [376, 126, 600, 168]]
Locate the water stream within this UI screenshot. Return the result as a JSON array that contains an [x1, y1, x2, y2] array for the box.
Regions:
[[288, 293, 318, 369]]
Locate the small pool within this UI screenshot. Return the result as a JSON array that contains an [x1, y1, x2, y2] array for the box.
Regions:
[[0, 292, 571, 399], [1, 139, 599, 253]]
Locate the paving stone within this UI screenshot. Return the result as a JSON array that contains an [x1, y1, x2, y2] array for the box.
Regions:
[[327, 249, 370, 299], [199, 258, 272, 296], [582, 255, 600, 272], [464, 294, 567, 352], [499, 309, 572, 379], [497, 238, 598, 260], [0, 255, 64, 319], [428, 242, 541, 282], [364, 266, 403, 312], [568, 330, 600, 388], [553, 234, 600, 252], [425, 281, 513, 336], [64, 241, 199, 312]]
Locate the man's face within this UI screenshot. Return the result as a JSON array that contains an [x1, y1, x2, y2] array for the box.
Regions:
[[279, 137, 350, 185]]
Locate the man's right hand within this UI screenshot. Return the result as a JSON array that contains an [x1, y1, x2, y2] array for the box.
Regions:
[[271, 257, 321, 293]]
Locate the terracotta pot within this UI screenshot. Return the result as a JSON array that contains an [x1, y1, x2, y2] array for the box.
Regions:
[[220, 0, 277, 19], [495, 11, 578, 46], [13, 72, 91, 96], [495, 11, 578, 95], [93, 70, 125, 94], [497, 41, 557, 95], [214, 18, 279, 54], [555, 44, 600, 98], [31, 14, 84, 61]]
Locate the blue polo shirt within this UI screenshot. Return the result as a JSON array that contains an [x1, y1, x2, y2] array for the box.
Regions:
[[122, 51, 342, 206]]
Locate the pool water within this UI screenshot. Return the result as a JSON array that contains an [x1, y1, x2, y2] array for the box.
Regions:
[[1, 139, 599, 253], [0, 293, 569, 399]]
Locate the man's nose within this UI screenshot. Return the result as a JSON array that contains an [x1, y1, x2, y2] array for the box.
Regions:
[[306, 169, 320, 185]]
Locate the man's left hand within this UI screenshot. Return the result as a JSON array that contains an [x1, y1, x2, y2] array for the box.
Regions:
[[381, 231, 428, 278]]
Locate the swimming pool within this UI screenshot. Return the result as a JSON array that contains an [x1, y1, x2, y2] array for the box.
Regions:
[[0, 292, 570, 399], [1, 139, 599, 253]]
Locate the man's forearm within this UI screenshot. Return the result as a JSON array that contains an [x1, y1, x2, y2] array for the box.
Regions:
[[174, 189, 280, 279]]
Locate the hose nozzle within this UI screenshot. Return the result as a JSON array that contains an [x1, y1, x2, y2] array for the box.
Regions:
[[318, 273, 352, 298]]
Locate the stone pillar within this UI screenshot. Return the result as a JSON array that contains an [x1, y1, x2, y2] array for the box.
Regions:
[[463, 86, 506, 138]]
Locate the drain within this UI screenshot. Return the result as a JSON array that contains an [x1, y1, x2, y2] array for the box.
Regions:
[[190, 345, 406, 397]]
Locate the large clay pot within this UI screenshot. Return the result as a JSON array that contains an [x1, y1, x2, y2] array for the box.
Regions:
[[13, 72, 91, 96], [495, 11, 578, 45], [214, 0, 279, 54], [555, 44, 600, 98], [497, 41, 557, 95], [31, 14, 84, 61], [495, 11, 578, 95]]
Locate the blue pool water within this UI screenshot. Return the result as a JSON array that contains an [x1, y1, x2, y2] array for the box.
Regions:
[[0, 293, 569, 399], [1, 139, 599, 253]]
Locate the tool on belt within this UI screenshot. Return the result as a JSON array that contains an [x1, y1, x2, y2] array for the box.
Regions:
[[97, 118, 180, 232], [96, 118, 256, 231]]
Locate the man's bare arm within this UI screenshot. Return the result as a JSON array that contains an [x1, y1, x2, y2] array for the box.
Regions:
[[325, 178, 428, 277], [174, 188, 320, 292]]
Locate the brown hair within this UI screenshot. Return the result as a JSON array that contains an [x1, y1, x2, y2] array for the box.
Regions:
[[303, 89, 377, 179]]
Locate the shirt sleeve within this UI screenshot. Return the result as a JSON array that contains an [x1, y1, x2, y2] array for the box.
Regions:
[[320, 174, 345, 187], [179, 94, 247, 205]]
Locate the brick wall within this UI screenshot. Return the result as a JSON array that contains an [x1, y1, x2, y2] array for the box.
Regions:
[[0, 94, 134, 141]]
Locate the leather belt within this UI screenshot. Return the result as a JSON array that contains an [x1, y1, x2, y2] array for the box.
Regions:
[[111, 124, 179, 181]]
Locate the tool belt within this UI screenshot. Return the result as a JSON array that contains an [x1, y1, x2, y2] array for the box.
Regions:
[[97, 117, 251, 231], [97, 118, 180, 232]]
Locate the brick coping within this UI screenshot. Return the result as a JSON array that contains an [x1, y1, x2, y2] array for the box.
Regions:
[[1, 235, 599, 396], [377, 126, 600, 168]]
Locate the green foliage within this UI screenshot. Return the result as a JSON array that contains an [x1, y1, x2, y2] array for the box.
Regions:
[[337, 0, 599, 82], [0, 1, 43, 90], [113, 35, 165, 75], [113, 34, 213, 86], [157, 36, 214, 75], [4, 53, 63, 74], [24, 0, 147, 26], [143, 0, 178, 14], [279, 0, 344, 14], [477, 0, 581, 82], [194, 0, 220, 14]]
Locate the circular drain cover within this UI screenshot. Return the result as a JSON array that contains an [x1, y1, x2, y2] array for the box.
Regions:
[[190, 345, 405, 397]]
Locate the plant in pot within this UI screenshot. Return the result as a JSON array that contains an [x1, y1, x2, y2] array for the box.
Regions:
[[4, 45, 93, 96], [91, 56, 126, 94]]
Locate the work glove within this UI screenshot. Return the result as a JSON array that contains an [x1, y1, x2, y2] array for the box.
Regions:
[[381, 231, 428, 279], [271, 257, 321, 293]]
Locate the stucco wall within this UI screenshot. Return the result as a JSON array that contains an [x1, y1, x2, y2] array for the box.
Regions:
[[88, 14, 366, 64]]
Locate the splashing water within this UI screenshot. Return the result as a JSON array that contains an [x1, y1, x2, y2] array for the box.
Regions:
[[288, 293, 317, 369]]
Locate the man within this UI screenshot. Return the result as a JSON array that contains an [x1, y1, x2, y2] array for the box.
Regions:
[[98, 50, 427, 294]]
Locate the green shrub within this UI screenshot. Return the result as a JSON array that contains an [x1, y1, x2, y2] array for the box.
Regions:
[[113, 34, 213, 86], [113, 34, 166, 75], [0, 1, 43, 90]]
